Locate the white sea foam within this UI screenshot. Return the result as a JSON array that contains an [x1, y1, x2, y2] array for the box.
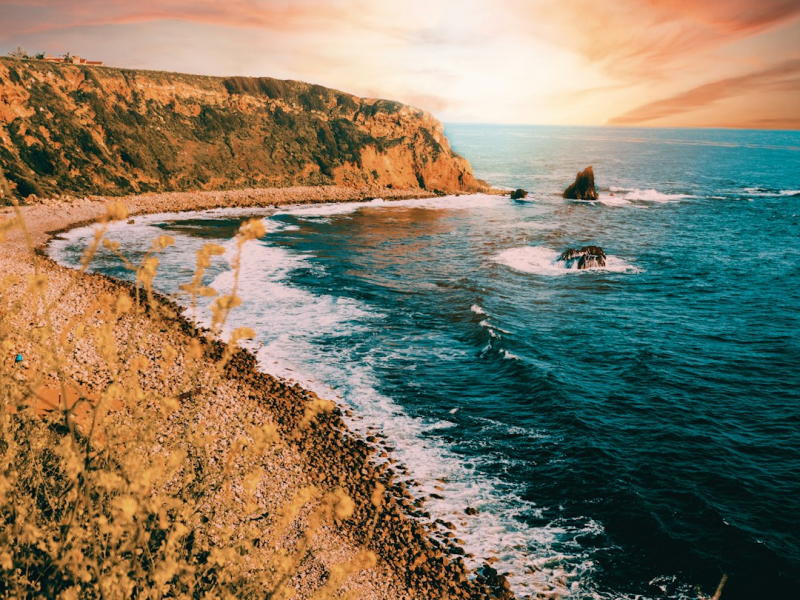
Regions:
[[177, 226, 599, 598], [205, 236, 371, 343], [592, 186, 694, 205], [493, 246, 641, 275], [479, 319, 511, 336], [471, 304, 487, 315], [742, 187, 800, 197], [618, 188, 694, 203], [48, 205, 280, 267], [275, 201, 380, 218], [597, 194, 632, 207], [49, 202, 654, 599], [274, 193, 507, 220], [480, 320, 499, 338]]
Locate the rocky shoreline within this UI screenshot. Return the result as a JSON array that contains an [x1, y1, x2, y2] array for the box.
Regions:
[[1, 185, 516, 600]]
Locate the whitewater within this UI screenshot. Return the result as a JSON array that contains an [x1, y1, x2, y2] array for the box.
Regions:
[[50, 124, 800, 599]]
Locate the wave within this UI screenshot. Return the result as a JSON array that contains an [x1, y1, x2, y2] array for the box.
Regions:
[[594, 186, 800, 204], [597, 195, 633, 207], [611, 188, 695, 203], [743, 187, 800, 197], [274, 193, 508, 220], [186, 228, 599, 598], [493, 246, 641, 275], [49, 201, 695, 599], [479, 320, 499, 338], [478, 317, 511, 337], [566, 187, 694, 208]]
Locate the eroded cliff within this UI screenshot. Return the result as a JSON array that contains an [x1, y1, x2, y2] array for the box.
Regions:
[[0, 58, 481, 201]]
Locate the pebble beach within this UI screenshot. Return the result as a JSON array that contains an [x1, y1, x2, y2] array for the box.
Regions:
[[0, 185, 515, 600]]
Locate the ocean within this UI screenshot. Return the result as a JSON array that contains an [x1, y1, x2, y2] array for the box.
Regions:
[[50, 124, 800, 599]]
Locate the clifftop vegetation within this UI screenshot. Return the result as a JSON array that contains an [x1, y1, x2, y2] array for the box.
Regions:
[[0, 58, 479, 203]]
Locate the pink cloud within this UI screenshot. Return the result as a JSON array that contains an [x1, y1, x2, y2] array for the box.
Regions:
[[506, 0, 800, 78], [608, 58, 800, 126], [6, 1, 350, 35]]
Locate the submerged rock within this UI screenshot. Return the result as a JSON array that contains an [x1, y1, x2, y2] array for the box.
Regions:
[[563, 166, 598, 200], [510, 188, 528, 200], [559, 245, 606, 269]]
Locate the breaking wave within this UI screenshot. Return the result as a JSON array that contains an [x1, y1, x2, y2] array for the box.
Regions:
[[492, 246, 641, 275]]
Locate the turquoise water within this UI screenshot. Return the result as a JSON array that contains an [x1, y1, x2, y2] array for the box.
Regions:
[[50, 125, 800, 599]]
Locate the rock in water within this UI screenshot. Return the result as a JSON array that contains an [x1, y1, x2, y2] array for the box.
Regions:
[[510, 189, 528, 200], [558, 246, 606, 269], [563, 166, 598, 200], [578, 253, 605, 269]]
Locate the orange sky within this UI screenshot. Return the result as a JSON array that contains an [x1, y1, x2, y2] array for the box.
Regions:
[[1, 0, 799, 129]]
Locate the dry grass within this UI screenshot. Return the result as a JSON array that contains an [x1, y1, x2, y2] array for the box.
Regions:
[[0, 201, 386, 599]]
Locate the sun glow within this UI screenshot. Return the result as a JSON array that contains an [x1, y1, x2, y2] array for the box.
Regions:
[[1, 0, 798, 128]]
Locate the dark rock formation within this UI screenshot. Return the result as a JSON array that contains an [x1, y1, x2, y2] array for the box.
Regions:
[[510, 188, 527, 200], [563, 166, 598, 200], [559, 245, 606, 269]]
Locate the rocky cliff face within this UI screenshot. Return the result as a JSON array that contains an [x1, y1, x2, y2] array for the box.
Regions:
[[0, 58, 480, 201]]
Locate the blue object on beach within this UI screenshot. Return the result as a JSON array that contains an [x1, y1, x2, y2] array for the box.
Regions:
[[14, 353, 23, 364]]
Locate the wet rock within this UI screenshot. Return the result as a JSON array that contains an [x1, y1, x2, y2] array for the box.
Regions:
[[563, 166, 598, 200], [465, 506, 478, 515], [558, 245, 606, 269], [480, 565, 498, 578], [510, 188, 527, 200]]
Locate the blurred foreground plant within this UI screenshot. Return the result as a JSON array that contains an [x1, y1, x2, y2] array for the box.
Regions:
[[0, 202, 379, 599]]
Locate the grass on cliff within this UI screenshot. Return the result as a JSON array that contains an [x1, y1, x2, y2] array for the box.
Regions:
[[0, 203, 386, 599], [0, 58, 436, 203]]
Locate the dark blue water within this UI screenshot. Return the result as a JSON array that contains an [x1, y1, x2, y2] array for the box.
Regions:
[[51, 125, 800, 599]]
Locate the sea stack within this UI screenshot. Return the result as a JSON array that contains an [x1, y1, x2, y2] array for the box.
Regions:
[[563, 166, 598, 200]]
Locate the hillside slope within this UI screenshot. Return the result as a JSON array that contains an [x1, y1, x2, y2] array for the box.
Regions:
[[0, 58, 481, 201]]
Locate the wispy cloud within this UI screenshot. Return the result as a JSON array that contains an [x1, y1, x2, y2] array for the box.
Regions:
[[506, 0, 800, 79], [1, 0, 798, 128], [647, 0, 800, 34], [6, 0, 350, 34], [609, 59, 800, 125]]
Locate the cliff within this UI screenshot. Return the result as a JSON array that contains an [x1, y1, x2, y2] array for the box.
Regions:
[[0, 57, 481, 201]]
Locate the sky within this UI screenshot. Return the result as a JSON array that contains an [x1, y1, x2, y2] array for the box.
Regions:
[[1, 0, 799, 129]]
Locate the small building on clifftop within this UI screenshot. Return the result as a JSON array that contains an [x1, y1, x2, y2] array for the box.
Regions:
[[43, 55, 103, 66]]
